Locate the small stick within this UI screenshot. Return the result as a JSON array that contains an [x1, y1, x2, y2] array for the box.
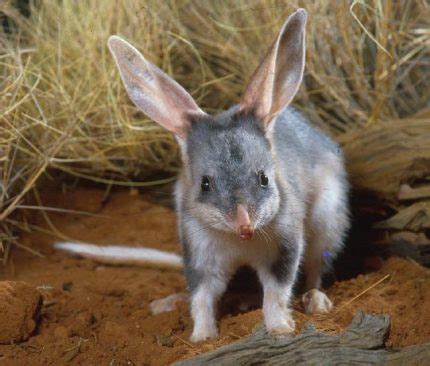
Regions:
[[337, 274, 390, 310], [63, 337, 88, 362], [227, 332, 241, 339], [12, 240, 44, 257], [173, 334, 196, 349]]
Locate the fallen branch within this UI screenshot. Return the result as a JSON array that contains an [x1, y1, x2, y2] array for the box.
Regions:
[[175, 312, 430, 365]]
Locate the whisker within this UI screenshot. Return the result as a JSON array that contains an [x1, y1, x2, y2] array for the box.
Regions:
[[183, 219, 226, 239], [256, 228, 269, 244]]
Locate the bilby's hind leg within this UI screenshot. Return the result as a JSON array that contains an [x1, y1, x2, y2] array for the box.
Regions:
[[302, 235, 335, 314], [150, 293, 187, 315], [302, 171, 349, 314]]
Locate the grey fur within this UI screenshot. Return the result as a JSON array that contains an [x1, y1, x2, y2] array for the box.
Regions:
[[108, 8, 350, 341], [180, 105, 348, 284]]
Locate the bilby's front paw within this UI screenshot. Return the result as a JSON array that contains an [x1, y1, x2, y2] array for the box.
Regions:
[[190, 324, 218, 342], [266, 313, 295, 335], [302, 289, 333, 314]]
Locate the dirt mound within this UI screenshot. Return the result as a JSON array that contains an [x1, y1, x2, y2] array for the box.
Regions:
[[0, 281, 42, 344], [0, 188, 429, 365]]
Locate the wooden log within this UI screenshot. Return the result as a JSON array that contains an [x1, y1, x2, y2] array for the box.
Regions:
[[376, 231, 430, 267], [175, 312, 430, 365], [373, 202, 430, 265], [338, 111, 430, 266], [398, 183, 430, 201], [339, 111, 430, 200], [375, 201, 430, 231]]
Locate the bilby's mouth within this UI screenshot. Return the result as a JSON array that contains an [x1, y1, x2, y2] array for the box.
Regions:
[[238, 224, 254, 240]]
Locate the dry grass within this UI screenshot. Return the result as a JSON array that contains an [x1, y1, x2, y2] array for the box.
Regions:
[[165, 1, 429, 131], [1, 0, 429, 258]]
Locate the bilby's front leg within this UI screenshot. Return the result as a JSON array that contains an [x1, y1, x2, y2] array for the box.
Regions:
[[189, 275, 228, 342], [257, 235, 303, 334], [259, 273, 296, 334], [181, 224, 233, 342]]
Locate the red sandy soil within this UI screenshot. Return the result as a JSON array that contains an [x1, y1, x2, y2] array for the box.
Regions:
[[0, 187, 429, 365], [0, 281, 42, 344]]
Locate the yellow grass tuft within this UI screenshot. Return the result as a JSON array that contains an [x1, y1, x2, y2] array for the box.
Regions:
[[0, 0, 429, 258]]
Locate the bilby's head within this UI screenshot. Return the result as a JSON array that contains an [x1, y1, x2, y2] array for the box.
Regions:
[[108, 9, 307, 240]]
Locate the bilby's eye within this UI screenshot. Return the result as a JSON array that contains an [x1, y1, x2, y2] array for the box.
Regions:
[[201, 176, 211, 192], [259, 171, 269, 187]]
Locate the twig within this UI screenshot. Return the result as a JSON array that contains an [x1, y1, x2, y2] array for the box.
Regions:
[[337, 274, 390, 310], [11, 239, 44, 257], [63, 337, 88, 362], [173, 335, 196, 349]]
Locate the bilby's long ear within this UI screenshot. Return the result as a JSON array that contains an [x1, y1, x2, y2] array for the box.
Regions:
[[241, 9, 307, 128], [108, 36, 206, 138]]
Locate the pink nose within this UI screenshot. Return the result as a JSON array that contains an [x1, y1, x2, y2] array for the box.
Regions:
[[236, 204, 254, 240]]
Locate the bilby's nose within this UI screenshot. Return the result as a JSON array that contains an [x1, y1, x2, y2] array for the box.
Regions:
[[235, 204, 254, 240]]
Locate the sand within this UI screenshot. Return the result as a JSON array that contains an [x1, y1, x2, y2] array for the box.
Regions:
[[0, 187, 429, 365]]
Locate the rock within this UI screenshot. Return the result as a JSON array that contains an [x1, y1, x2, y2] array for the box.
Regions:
[[156, 335, 174, 347], [54, 325, 70, 339], [0, 281, 42, 344]]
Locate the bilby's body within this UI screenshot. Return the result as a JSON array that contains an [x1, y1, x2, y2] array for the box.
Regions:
[[56, 9, 349, 342], [175, 106, 348, 340]]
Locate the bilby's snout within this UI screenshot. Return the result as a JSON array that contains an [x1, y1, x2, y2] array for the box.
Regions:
[[235, 204, 254, 240]]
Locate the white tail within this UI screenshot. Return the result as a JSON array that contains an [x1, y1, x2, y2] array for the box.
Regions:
[[55, 242, 183, 270]]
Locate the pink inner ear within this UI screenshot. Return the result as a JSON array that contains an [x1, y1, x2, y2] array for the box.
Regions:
[[240, 9, 307, 128], [108, 36, 206, 137], [240, 45, 277, 121]]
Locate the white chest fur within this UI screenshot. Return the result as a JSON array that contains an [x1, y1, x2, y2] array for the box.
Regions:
[[182, 216, 281, 277]]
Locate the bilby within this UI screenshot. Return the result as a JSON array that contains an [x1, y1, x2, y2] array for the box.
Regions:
[[56, 8, 349, 342]]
